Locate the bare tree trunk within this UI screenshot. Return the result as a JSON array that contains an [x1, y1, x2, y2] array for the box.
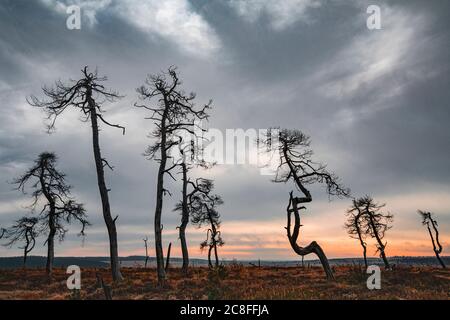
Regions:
[[427, 224, 446, 268], [283, 144, 335, 280], [165, 242, 172, 271], [435, 251, 446, 269], [362, 245, 368, 269], [23, 233, 29, 267], [40, 168, 56, 276], [207, 210, 220, 268], [179, 163, 189, 275], [286, 192, 335, 280], [154, 98, 169, 286], [356, 224, 368, 269], [143, 237, 149, 268], [88, 93, 123, 282], [208, 245, 213, 268], [368, 215, 390, 269], [46, 218, 56, 276], [213, 242, 219, 267], [378, 249, 390, 269], [23, 247, 28, 267]]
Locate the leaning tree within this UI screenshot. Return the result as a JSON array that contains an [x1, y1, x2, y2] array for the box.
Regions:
[[260, 129, 350, 280], [356, 196, 393, 269], [12, 152, 89, 275], [188, 178, 224, 268], [418, 210, 446, 268], [3, 217, 39, 267], [345, 199, 368, 268], [28, 67, 125, 281], [135, 67, 210, 285]]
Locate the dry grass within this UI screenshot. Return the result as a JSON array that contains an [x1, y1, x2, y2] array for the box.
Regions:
[[0, 265, 448, 300]]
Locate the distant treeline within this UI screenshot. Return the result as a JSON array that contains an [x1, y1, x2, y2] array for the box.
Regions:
[[1, 256, 448, 269]]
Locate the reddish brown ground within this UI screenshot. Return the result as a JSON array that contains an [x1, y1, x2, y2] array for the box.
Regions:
[[0, 265, 448, 300]]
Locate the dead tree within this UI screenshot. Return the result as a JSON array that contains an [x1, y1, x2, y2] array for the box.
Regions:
[[143, 236, 149, 268], [259, 129, 350, 280], [173, 139, 210, 275], [189, 178, 224, 268], [356, 196, 393, 269], [28, 67, 125, 282], [3, 217, 39, 266], [135, 67, 210, 285], [12, 152, 88, 275], [345, 199, 368, 268], [419, 210, 446, 268], [165, 242, 172, 271]]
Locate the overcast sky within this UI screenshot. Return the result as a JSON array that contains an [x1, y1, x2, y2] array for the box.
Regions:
[[0, 0, 449, 261]]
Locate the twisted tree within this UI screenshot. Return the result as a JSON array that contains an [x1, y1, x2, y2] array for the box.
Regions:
[[419, 210, 446, 268], [3, 217, 39, 266], [345, 199, 368, 268], [135, 67, 210, 285], [28, 67, 124, 281], [188, 178, 224, 268], [260, 129, 350, 280], [12, 152, 88, 275], [356, 196, 393, 269]]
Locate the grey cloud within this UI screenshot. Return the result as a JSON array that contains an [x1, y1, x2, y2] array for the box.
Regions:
[[0, 0, 449, 259]]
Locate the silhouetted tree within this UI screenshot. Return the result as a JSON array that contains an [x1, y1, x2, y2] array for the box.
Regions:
[[143, 236, 149, 268], [12, 152, 88, 275], [345, 199, 368, 268], [28, 67, 124, 281], [419, 210, 446, 268], [3, 217, 38, 266], [189, 178, 224, 268], [173, 139, 210, 275], [165, 242, 172, 271], [135, 67, 210, 285], [356, 196, 393, 269], [260, 129, 350, 280]]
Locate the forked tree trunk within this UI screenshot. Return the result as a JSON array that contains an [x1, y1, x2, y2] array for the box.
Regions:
[[179, 163, 190, 274], [207, 211, 220, 268], [286, 192, 335, 280], [88, 92, 123, 282]]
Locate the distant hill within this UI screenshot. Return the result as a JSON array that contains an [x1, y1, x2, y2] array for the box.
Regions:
[[0, 255, 448, 269]]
